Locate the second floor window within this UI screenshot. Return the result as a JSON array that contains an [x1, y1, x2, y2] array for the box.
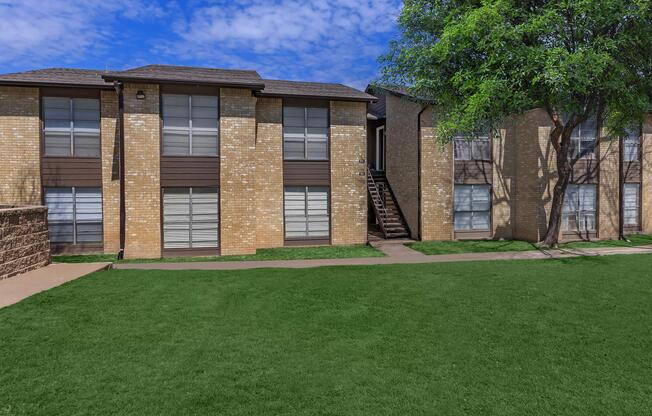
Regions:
[[569, 118, 597, 160], [162, 94, 219, 156], [453, 135, 490, 161], [623, 127, 641, 162], [43, 97, 100, 157], [283, 106, 329, 160]]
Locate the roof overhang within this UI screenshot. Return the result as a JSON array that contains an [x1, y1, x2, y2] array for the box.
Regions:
[[101, 75, 265, 91]]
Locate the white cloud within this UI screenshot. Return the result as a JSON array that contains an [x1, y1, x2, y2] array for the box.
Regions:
[[0, 0, 163, 68], [162, 0, 401, 88]]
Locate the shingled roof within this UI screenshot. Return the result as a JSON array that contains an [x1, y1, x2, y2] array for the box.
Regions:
[[0, 68, 112, 88], [258, 79, 376, 102], [102, 64, 265, 89]]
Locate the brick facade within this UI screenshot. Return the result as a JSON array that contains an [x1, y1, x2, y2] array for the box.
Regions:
[[0, 206, 50, 280], [0, 87, 41, 205], [642, 114, 652, 234], [254, 98, 284, 248], [220, 88, 258, 255], [598, 136, 620, 239], [492, 125, 517, 239], [122, 84, 161, 259], [384, 95, 421, 238], [330, 101, 368, 245], [100, 90, 121, 253], [419, 106, 454, 240]]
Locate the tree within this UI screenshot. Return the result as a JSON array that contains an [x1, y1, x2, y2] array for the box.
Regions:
[[381, 0, 652, 246]]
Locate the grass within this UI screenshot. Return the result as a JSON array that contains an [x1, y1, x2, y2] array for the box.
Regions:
[[409, 234, 652, 255], [2, 255, 652, 415], [52, 244, 384, 264]]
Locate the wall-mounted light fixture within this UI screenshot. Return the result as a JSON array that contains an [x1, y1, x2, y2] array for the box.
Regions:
[[136, 90, 146, 100]]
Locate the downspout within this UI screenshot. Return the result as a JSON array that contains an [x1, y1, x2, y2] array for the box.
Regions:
[[416, 104, 428, 241], [618, 135, 625, 240], [114, 81, 126, 260]]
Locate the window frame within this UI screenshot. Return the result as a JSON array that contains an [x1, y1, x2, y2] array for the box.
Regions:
[[42, 96, 101, 158], [44, 187, 103, 246], [161, 93, 220, 157], [453, 134, 491, 161], [453, 184, 492, 232], [283, 186, 331, 241], [562, 184, 597, 232], [161, 187, 220, 250], [282, 105, 330, 161], [569, 118, 598, 160], [623, 183, 640, 228], [623, 127, 641, 163]]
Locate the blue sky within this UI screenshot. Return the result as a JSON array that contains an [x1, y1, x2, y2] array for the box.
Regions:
[[0, 0, 401, 89]]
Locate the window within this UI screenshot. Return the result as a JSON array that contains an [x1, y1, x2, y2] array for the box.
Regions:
[[623, 183, 640, 227], [162, 188, 219, 249], [42, 97, 100, 157], [623, 127, 641, 162], [44, 187, 103, 244], [162, 94, 219, 156], [284, 186, 329, 238], [453, 135, 491, 161], [454, 185, 491, 231], [562, 184, 597, 232], [283, 106, 329, 160], [570, 117, 597, 160]]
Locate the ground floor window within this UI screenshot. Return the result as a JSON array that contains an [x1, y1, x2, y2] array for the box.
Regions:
[[563, 184, 597, 232], [454, 184, 491, 231], [44, 187, 103, 244], [162, 187, 219, 249], [623, 183, 640, 228], [284, 186, 329, 239]]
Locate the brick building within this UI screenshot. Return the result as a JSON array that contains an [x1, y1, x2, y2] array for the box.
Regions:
[[366, 85, 652, 242], [0, 65, 373, 258]]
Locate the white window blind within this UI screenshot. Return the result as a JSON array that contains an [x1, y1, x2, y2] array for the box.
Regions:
[[623, 183, 640, 227], [453, 184, 491, 231], [163, 187, 219, 249], [562, 184, 596, 231], [43, 97, 100, 157], [570, 117, 597, 160], [45, 187, 102, 244], [623, 127, 640, 162], [283, 107, 328, 160], [284, 186, 329, 238], [162, 94, 219, 156], [453, 135, 490, 161]]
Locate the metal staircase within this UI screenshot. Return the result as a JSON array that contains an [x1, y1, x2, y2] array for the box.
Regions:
[[367, 167, 410, 239]]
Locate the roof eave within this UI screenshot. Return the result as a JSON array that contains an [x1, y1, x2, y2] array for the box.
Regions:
[[101, 75, 265, 91], [0, 80, 113, 89], [255, 91, 377, 103]]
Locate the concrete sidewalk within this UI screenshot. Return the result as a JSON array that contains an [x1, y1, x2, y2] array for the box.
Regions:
[[0, 263, 110, 309], [113, 243, 652, 271]]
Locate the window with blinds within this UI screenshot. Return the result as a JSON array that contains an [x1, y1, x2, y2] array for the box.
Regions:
[[162, 94, 219, 156], [623, 183, 640, 227], [44, 187, 103, 244], [454, 185, 491, 231], [284, 186, 329, 239], [283, 106, 329, 160], [623, 127, 641, 162], [42, 97, 100, 157], [562, 184, 597, 231], [453, 134, 491, 161], [569, 117, 597, 160], [163, 187, 219, 249]]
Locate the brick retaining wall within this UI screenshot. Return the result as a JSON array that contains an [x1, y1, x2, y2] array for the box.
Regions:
[[0, 205, 50, 280]]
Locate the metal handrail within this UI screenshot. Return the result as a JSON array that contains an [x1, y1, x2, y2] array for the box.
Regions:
[[367, 166, 389, 238]]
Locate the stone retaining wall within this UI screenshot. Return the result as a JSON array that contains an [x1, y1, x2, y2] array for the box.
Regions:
[[0, 205, 50, 280]]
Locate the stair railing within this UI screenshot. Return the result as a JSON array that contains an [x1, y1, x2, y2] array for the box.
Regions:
[[367, 166, 389, 238]]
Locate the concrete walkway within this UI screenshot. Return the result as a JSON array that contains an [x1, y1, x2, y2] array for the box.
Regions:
[[0, 263, 110, 309], [114, 242, 652, 271]]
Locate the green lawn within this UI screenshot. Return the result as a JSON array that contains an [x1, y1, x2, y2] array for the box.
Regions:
[[409, 234, 652, 255], [52, 244, 384, 264], [2, 255, 652, 415]]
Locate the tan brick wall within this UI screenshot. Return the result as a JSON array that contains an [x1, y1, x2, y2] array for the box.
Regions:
[[598, 136, 620, 239], [0, 206, 50, 280], [122, 84, 161, 259], [220, 88, 257, 255], [419, 106, 454, 240], [100, 90, 120, 253], [492, 125, 517, 239], [385, 95, 421, 238], [254, 98, 284, 248], [330, 101, 367, 245], [642, 114, 652, 233], [0, 87, 41, 205]]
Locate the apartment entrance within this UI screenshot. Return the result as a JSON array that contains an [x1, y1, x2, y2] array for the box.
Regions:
[[374, 126, 386, 171]]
